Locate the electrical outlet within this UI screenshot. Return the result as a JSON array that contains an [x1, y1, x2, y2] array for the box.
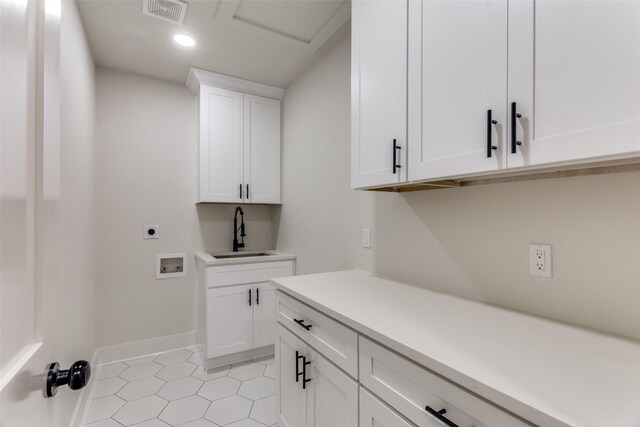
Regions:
[[144, 225, 159, 239], [529, 244, 552, 277], [362, 229, 371, 249]]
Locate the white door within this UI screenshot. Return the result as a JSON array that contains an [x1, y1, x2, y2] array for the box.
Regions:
[[508, 0, 640, 168], [1, 1, 86, 425], [306, 348, 358, 427], [244, 94, 281, 204], [351, 0, 408, 189], [199, 85, 245, 202], [276, 323, 307, 427], [360, 388, 418, 427], [408, 0, 508, 181], [253, 282, 276, 348], [206, 285, 253, 358]]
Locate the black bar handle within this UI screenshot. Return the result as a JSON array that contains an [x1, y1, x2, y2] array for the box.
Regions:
[[302, 356, 311, 390], [392, 139, 402, 174], [486, 109, 498, 158], [246, 184, 249, 199], [239, 184, 243, 199], [256, 288, 259, 305], [425, 406, 459, 427], [248, 289, 252, 306], [511, 102, 522, 153], [293, 318, 312, 331], [295, 351, 304, 382]]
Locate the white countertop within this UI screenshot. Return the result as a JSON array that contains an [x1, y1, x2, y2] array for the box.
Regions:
[[272, 270, 640, 427], [195, 250, 296, 267]]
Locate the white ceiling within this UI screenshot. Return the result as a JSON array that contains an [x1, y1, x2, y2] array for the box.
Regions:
[[77, 0, 350, 89]]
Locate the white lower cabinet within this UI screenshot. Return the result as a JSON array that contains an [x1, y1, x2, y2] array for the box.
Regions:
[[207, 282, 279, 359], [360, 388, 416, 427], [253, 282, 277, 349], [276, 292, 358, 377], [306, 347, 358, 427], [275, 324, 358, 427], [276, 291, 533, 427], [207, 284, 254, 358], [199, 259, 295, 363], [276, 323, 307, 427], [359, 337, 529, 427]]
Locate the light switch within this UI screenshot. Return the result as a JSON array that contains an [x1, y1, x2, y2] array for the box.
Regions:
[[362, 229, 371, 249]]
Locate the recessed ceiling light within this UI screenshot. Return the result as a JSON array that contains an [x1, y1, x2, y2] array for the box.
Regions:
[[174, 34, 195, 47]]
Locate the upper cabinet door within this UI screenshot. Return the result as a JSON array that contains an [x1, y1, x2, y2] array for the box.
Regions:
[[199, 86, 244, 203], [408, 0, 508, 181], [351, 0, 408, 189], [244, 94, 281, 204], [508, 0, 640, 168]]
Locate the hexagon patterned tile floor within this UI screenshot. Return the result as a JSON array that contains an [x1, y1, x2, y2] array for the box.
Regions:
[[85, 347, 277, 427]]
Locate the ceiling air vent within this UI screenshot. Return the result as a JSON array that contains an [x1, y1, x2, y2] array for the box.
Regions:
[[142, 0, 188, 25]]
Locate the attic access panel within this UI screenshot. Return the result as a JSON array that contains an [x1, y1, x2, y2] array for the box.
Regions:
[[216, 0, 350, 53]]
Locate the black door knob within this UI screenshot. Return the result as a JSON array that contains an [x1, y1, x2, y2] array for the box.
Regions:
[[45, 360, 91, 398]]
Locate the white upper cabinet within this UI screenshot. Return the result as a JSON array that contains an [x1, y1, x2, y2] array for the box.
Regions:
[[408, 0, 508, 181], [508, 0, 640, 169], [188, 68, 283, 203], [351, 0, 408, 189], [199, 86, 245, 203], [353, 0, 640, 186], [244, 95, 281, 204]]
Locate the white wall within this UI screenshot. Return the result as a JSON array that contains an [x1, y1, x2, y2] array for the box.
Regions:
[[95, 68, 274, 347], [277, 33, 640, 342]]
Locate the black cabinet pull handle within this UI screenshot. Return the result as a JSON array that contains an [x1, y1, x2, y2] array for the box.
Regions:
[[293, 318, 312, 331], [295, 351, 304, 382], [239, 184, 243, 199], [248, 289, 252, 306], [486, 109, 498, 158], [392, 139, 402, 174], [511, 102, 522, 153], [425, 406, 459, 427], [256, 288, 259, 305], [246, 184, 249, 199], [302, 356, 311, 389]]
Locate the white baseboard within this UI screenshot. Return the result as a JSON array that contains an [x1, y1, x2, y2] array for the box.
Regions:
[[68, 349, 99, 427], [96, 331, 196, 366], [69, 331, 196, 427]]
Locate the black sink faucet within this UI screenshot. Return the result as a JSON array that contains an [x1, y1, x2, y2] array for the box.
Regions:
[[233, 207, 246, 252]]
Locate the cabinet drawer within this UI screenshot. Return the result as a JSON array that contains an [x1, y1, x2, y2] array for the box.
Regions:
[[207, 261, 293, 288], [359, 337, 530, 427], [276, 291, 358, 378], [360, 388, 416, 427]]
